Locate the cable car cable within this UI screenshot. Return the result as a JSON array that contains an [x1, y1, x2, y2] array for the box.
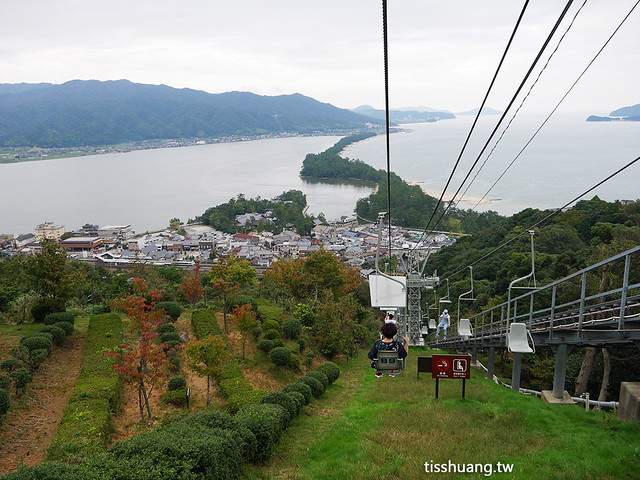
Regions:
[[413, 0, 575, 250], [382, 0, 392, 254]]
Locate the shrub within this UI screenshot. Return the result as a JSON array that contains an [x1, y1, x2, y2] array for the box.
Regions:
[[163, 340, 182, 354], [235, 404, 286, 463], [155, 301, 182, 322], [305, 351, 316, 368], [262, 319, 280, 332], [1, 463, 96, 480], [0, 388, 9, 416], [163, 388, 188, 407], [306, 371, 329, 389], [297, 375, 324, 398], [272, 338, 284, 348], [282, 382, 312, 405], [20, 335, 53, 353], [0, 374, 10, 390], [317, 361, 341, 384], [263, 328, 280, 340], [31, 297, 62, 323], [234, 295, 259, 313], [10, 368, 33, 394], [285, 391, 305, 415], [99, 424, 243, 480], [55, 321, 74, 336], [256, 304, 284, 324], [260, 392, 297, 422], [288, 353, 301, 371], [44, 311, 75, 326], [219, 376, 252, 398], [168, 376, 187, 391], [157, 323, 176, 334], [160, 331, 181, 344], [251, 326, 263, 341], [298, 337, 307, 352], [270, 347, 292, 366], [282, 317, 302, 339], [29, 349, 49, 371], [40, 324, 67, 346], [1, 358, 23, 372], [257, 339, 274, 353], [191, 309, 223, 338], [227, 389, 267, 414]]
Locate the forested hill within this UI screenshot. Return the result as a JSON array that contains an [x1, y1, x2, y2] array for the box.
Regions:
[[429, 197, 640, 316], [586, 103, 640, 122], [0, 80, 383, 147]]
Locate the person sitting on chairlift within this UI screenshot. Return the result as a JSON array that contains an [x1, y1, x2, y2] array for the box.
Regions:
[[436, 309, 450, 338], [368, 320, 408, 378]]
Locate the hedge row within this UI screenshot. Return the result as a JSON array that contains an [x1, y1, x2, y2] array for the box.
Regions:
[[46, 313, 124, 463], [191, 309, 223, 339]]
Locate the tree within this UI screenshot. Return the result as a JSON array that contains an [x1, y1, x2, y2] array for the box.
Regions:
[[234, 304, 257, 360], [25, 238, 85, 309], [209, 255, 256, 334], [108, 279, 176, 420], [185, 335, 230, 405], [181, 263, 204, 307]]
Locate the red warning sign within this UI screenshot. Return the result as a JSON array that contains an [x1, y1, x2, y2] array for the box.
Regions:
[[432, 354, 471, 379]]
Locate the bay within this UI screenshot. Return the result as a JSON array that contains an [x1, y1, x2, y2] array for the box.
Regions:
[[345, 112, 640, 215], [0, 136, 375, 235]]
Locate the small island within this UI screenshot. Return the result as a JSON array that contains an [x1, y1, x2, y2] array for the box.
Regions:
[[587, 103, 640, 122]]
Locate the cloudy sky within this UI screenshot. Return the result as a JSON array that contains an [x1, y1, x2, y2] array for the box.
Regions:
[[1, 0, 638, 113]]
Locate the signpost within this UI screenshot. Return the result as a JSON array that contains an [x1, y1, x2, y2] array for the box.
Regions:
[[432, 354, 471, 399]]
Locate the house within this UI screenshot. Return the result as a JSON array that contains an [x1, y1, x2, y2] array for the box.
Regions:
[[98, 225, 133, 241], [60, 236, 104, 252], [13, 233, 37, 249], [35, 221, 66, 241]]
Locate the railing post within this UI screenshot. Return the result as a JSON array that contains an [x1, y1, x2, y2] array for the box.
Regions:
[[549, 284, 556, 340], [619, 253, 631, 330], [579, 272, 587, 332], [529, 292, 535, 323], [487, 346, 495, 380], [512, 352, 522, 392]]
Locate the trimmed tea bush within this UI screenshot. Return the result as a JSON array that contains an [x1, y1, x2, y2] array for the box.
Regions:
[[317, 361, 341, 384], [263, 328, 280, 340], [157, 323, 176, 334], [261, 320, 280, 332], [29, 349, 49, 371], [1, 463, 96, 480], [227, 389, 267, 415], [235, 404, 287, 463], [40, 324, 67, 346], [260, 392, 297, 422], [285, 391, 305, 415], [298, 337, 307, 352], [163, 388, 188, 407], [55, 321, 74, 336], [256, 304, 284, 325], [297, 375, 324, 398], [44, 311, 75, 326], [191, 309, 223, 338], [160, 331, 181, 344], [219, 376, 252, 398], [168, 376, 187, 391], [155, 301, 182, 322], [10, 368, 33, 394], [0, 388, 9, 416], [1, 358, 23, 372], [282, 317, 302, 339], [270, 347, 292, 367], [272, 338, 284, 348], [20, 335, 53, 353], [288, 353, 301, 370], [282, 382, 312, 405], [306, 371, 329, 389], [0, 373, 10, 390], [257, 340, 274, 353]]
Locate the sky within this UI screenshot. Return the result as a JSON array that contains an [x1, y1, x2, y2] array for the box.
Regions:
[[1, 0, 638, 114]]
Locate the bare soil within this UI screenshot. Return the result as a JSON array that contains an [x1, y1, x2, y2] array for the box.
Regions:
[[0, 333, 87, 476]]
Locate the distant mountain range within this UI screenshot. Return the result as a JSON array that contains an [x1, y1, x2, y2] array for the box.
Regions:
[[456, 106, 502, 116], [350, 105, 455, 124], [586, 103, 640, 122], [0, 80, 383, 148]]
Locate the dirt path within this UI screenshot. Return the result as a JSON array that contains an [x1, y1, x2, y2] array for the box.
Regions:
[[0, 333, 86, 476]]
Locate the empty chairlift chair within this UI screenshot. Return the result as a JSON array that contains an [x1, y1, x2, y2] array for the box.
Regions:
[[373, 350, 406, 376], [507, 322, 535, 353], [428, 318, 437, 330], [458, 318, 473, 340]]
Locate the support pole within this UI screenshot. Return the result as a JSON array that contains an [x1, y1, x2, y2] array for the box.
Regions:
[[512, 352, 522, 391], [487, 347, 495, 380], [553, 343, 569, 399], [471, 347, 478, 365]]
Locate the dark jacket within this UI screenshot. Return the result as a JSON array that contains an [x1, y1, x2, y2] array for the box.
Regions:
[[368, 339, 407, 360]]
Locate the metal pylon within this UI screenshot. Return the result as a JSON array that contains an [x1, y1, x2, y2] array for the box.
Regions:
[[401, 250, 439, 345]]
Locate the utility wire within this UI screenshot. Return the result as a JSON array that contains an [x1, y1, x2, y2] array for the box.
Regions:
[[411, 0, 530, 250], [450, 0, 640, 231], [415, 0, 575, 249], [447, 154, 640, 279], [453, 0, 589, 212]]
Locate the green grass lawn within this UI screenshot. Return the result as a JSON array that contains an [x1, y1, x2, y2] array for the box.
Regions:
[[245, 348, 640, 480]]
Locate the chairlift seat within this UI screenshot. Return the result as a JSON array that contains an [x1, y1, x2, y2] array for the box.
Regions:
[[374, 350, 406, 375], [459, 318, 473, 338], [421, 326, 429, 335], [508, 322, 535, 353], [428, 319, 437, 329]]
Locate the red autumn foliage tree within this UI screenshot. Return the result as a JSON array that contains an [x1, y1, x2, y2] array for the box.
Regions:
[[107, 278, 179, 420], [181, 263, 204, 307]]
